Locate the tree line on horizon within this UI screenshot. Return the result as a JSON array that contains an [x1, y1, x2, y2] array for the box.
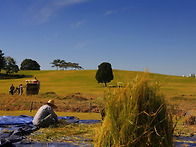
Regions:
[[0, 49, 83, 74], [50, 59, 83, 70], [0, 49, 41, 74], [1, 49, 114, 87], [0, 50, 20, 74]]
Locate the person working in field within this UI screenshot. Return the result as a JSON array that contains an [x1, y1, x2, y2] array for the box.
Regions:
[[33, 77, 38, 83], [19, 84, 23, 95], [33, 99, 58, 128], [9, 84, 15, 95]]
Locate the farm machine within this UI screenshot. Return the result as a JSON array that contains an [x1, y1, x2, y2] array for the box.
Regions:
[[26, 79, 40, 95]]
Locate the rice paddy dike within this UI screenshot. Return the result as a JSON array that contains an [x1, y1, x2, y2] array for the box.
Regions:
[[0, 70, 196, 140]]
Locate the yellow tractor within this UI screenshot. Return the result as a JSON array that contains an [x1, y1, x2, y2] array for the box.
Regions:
[[26, 79, 40, 95]]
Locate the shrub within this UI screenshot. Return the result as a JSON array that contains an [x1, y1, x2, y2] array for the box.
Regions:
[[94, 73, 173, 147]]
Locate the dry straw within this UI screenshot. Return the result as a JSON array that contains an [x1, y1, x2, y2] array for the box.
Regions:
[[94, 72, 173, 147]]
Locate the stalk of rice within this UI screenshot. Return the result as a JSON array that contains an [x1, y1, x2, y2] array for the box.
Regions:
[[94, 72, 173, 147]]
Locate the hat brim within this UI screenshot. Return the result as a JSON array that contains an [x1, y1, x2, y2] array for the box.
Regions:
[[47, 103, 57, 109]]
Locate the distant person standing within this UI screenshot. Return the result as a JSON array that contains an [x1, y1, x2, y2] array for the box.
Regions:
[[34, 77, 40, 90], [34, 77, 38, 83], [9, 84, 15, 95], [19, 84, 23, 95], [33, 99, 58, 128]]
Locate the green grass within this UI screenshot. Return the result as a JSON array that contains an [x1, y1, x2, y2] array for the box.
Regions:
[[0, 110, 101, 120], [0, 69, 196, 117], [1, 69, 196, 97], [0, 69, 195, 143], [0, 69, 195, 119]]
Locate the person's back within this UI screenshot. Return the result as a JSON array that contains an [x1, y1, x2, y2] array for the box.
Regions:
[[33, 100, 58, 127], [19, 84, 23, 95], [10, 84, 14, 90], [9, 84, 15, 95]]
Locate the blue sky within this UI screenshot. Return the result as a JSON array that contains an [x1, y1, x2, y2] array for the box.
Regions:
[[0, 0, 196, 76]]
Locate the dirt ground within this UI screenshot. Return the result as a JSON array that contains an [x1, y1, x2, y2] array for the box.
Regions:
[[0, 92, 103, 113], [0, 92, 195, 137]]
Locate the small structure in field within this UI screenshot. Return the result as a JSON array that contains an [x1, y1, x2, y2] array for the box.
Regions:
[[117, 82, 124, 87], [26, 78, 40, 95], [189, 74, 196, 78]]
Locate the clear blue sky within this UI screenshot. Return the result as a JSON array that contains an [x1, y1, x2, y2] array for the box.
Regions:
[[1, 0, 196, 76]]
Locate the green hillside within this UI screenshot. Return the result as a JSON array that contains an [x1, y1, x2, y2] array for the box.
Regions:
[[1, 69, 196, 97], [0, 70, 195, 136], [1, 69, 196, 114]]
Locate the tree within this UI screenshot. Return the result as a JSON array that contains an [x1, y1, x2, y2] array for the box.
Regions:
[[76, 65, 83, 70], [72, 63, 83, 70], [0, 49, 5, 72], [95, 62, 114, 86], [4, 56, 19, 74], [50, 59, 61, 70], [59, 60, 68, 70], [51, 59, 83, 70], [20, 59, 40, 70]]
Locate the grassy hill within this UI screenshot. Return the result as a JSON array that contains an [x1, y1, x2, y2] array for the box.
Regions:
[[0, 70, 141, 97], [1, 69, 196, 97], [0, 70, 195, 136], [0, 69, 195, 112]]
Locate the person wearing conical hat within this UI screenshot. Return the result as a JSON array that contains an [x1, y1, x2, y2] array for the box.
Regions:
[[33, 99, 58, 128]]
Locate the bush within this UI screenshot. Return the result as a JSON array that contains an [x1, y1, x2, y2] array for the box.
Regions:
[[94, 73, 173, 147]]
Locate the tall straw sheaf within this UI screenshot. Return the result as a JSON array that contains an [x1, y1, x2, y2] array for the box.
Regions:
[[94, 73, 173, 147]]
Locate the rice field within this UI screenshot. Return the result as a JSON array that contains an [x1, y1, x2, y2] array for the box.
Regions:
[[0, 70, 195, 144]]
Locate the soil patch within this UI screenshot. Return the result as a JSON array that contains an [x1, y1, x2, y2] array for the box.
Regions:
[[0, 93, 102, 113], [59, 93, 88, 101]]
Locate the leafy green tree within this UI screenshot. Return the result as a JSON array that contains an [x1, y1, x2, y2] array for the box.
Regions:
[[59, 60, 68, 70], [50, 59, 61, 70], [4, 56, 19, 74], [95, 62, 114, 86], [20, 59, 40, 70], [0, 49, 5, 72], [66, 62, 72, 69], [75, 65, 83, 70], [72, 63, 83, 70], [51, 59, 83, 70]]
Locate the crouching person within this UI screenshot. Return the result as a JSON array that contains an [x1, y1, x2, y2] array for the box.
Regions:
[[33, 99, 58, 128]]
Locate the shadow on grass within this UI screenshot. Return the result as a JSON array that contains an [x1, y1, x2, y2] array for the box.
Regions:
[[0, 73, 33, 79]]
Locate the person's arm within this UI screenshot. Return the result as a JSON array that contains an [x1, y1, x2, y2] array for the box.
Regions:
[[48, 107, 58, 122]]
